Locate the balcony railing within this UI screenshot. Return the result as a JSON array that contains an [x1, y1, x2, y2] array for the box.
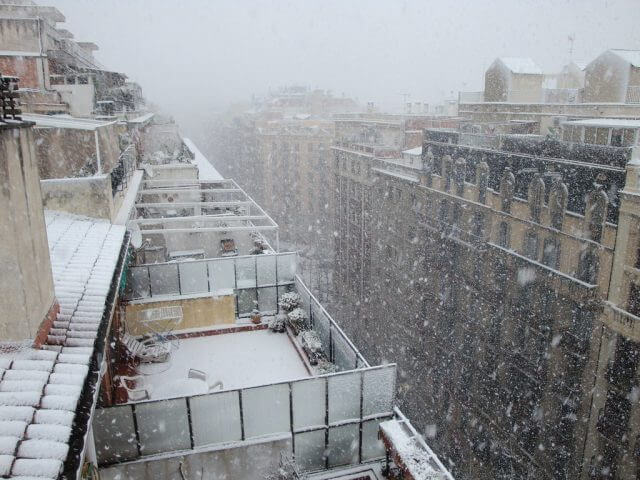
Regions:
[[111, 144, 136, 197], [123, 253, 367, 372], [93, 364, 397, 473]]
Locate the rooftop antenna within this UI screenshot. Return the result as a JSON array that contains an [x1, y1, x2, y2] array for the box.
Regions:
[[568, 34, 575, 61]]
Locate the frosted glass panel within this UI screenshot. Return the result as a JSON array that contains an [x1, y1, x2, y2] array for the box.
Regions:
[[363, 367, 395, 417], [127, 267, 150, 299], [277, 254, 296, 283], [209, 258, 235, 291], [328, 423, 359, 467], [243, 384, 290, 438], [328, 372, 360, 424], [315, 312, 330, 354], [295, 429, 326, 472], [333, 332, 357, 371], [93, 406, 138, 465], [236, 257, 257, 289], [149, 264, 179, 296], [178, 261, 208, 294], [257, 287, 277, 313], [190, 391, 241, 446], [237, 288, 257, 316], [135, 399, 190, 455], [257, 255, 276, 286], [292, 378, 326, 430], [361, 418, 387, 461]]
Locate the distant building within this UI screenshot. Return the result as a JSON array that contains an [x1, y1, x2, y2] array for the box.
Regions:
[[484, 57, 544, 103], [584, 49, 640, 103]]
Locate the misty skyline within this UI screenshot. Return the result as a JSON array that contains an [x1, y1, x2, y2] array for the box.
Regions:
[[42, 0, 640, 135]]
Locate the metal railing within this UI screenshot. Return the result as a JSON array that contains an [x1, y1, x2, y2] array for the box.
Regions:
[[93, 364, 397, 473], [111, 144, 136, 197]]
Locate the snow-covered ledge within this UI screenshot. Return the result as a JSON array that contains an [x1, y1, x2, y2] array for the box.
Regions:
[[380, 417, 454, 480]]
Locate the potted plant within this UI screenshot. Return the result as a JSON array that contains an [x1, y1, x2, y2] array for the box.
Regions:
[[278, 292, 301, 313], [287, 307, 307, 334], [268, 313, 287, 333], [299, 330, 323, 365], [250, 309, 262, 325]]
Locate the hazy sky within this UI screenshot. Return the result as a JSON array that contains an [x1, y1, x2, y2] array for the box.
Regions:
[[41, 0, 640, 136]]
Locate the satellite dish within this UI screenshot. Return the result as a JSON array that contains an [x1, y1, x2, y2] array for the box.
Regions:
[[130, 224, 143, 249]]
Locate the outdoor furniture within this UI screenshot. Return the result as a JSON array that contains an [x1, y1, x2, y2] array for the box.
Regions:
[[189, 368, 224, 392], [121, 332, 171, 363], [220, 238, 237, 257], [152, 378, 209, 399], [138, 306, 183, 348], [116, 375, 151, 401]]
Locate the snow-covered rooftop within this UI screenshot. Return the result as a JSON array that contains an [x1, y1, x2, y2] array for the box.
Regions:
[[403, 146, 422, 156], [497, 57, 543, 75], [610, 49, 640, 68], [0, 212, 125, 479], [183, 138, 223, 181], [21, 114, 117, 131], [138, 329, 310, 400], [127, 112, 154, 125], [562, 118, 640, 129]]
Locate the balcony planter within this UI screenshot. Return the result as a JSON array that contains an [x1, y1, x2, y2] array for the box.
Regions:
[[268, 313, 287, 333], [250, 309, 262, 325], [287, 307, 307, 334]]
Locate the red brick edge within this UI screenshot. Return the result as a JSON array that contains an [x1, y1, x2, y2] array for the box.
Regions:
[[34, 300, 59, 348]]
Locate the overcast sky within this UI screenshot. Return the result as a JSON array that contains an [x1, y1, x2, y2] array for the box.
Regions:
[[42, 0, 640, 136]]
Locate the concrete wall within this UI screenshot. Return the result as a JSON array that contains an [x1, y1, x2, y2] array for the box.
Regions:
[[33, 123, 121, 178], [51, 83, 95, 117], [484, 62, 508, 102], [0, 18, 42, 52], [99, 436, 291, 480], [510, 74, 543, 102], [0, 126, 56, 341], [40, 175, 114, 220], [124, 293, 236, 336], [584, 51, 629, 103]]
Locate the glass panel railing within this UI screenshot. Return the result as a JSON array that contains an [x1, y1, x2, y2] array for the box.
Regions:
[[148, 264, 179, 296], [235, 256, 257, 289], [294, 429, 326, 471], [328, 423, 359, 467], [328, 371, 360, 424], [135, 398, 191, 455], [362, 366, 395, 417], [292, 377, 326, 430], [257, 254, 276, 286], [178, 261, 208, 294], [190, 391, 241, 446], [242, 383, 290, 438], [209, 257, 235, 291], [93, 405, 138, 465]]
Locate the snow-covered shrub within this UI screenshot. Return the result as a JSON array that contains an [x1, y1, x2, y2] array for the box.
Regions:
[[316, 359, 338, 374], [269, 313, 287, 333], [287, 307, 307, 332], [299, 330, 322, 354], [279, 292, 301, 312]]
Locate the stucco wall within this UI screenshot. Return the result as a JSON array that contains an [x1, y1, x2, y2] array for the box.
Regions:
[[0, 126, 56, 341], [51, 84, 95, 117], [510, 74, 543, 103], [40, 176, 114, 220], [124, 294, 236, 335], [33, 124, 121, 178], [584, 51, 629, 103], [0, 55, 45, 89], [0, 18, 41, 52]]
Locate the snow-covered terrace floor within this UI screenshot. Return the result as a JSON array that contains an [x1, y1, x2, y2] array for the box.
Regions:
[[137, 329, 310, 401]]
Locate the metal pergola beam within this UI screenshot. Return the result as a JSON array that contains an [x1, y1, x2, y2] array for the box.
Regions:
[[137, 188, 242, 195], [132, 215, 272, 224], [140, 225, 278, 234], [134, 201, 253, 208]]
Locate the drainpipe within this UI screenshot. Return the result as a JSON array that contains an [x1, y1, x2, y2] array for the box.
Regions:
[[94, 129, 102, 174]]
